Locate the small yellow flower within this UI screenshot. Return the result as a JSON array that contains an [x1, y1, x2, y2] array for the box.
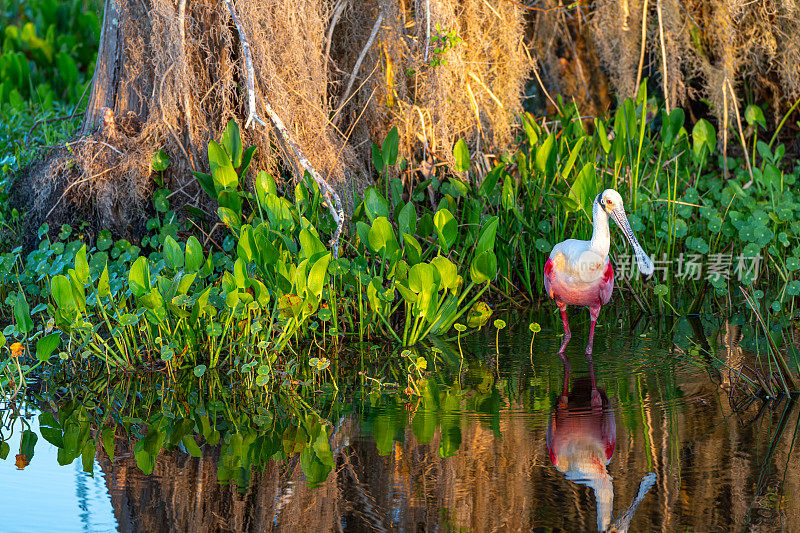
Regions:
[[10, 343, 24, 359]]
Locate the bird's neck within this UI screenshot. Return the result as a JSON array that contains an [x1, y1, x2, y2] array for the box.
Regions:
[[589, 203, 611, 259]]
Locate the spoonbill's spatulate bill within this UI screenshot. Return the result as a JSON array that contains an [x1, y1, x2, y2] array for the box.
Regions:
[[543, 189, 653, 355]]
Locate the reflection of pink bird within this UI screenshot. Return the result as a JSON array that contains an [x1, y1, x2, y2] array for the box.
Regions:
[[544, 190, 653, 355], [547, 358, 656, 533]]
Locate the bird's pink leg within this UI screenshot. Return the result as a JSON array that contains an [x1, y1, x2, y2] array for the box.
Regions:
[[558, 303, 571, 355], [586, 306, 601, 357]]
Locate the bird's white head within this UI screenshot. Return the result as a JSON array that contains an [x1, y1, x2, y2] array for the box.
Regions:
[[594, 189, 654, 276]]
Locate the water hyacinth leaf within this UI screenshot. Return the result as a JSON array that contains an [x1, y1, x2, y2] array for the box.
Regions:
[[382, 126, 399, 167], [239, 145, 257, 176], [185, 236, 204, 273], [745, 105, 766, 129], [192, 171, 217, 200], [571, 163, 598, 215], [193, 364, 207, 377], [371, 142, 384, 173], [475, 216, 498, 256], [208, 140, 238, 191], [255, 171, 277, 206], [522, 112, 539, 147], [20, 430, 37, 461], [692, 119, 716, 159], [431, 256, 460, 291], [364, 187, 390, 221], [661, 107, 684, 149], [368, 217, 399, 257], [39, 412, 63, 448], [408, 262, 435, 294], [221, 119, 243, 168], [466, 301, 493, 328], [101, 426, 116, 461], [278, 294, 304, 318], [182, 435, 202, 458], [74, 244, 89, 284], [307, 253, 332, 297], [51, 275, 75, 309], [233, 258, 249, 289], [398, 202, 416, 237], [217, 189, 242, 216], [402, 233, 423, 265], [36, 332, 60, 362], [594, 118, 611, 154], [453, 138, 470, 172], [163, 235, 184, 270], [535, 134, 556, 178], [560, 136, 586, 179], [81, 439, 95, 474], [470, 250, 497, 284], [433, 209, 457, 253], [299, 228, 326, 260], [13, 293, 33, 334], [479, 163, 504, 197], [218, 206, 241, 230], [151, 149, 170, 171], [129, 256, 151, 297], [97, 263, 110, 297]]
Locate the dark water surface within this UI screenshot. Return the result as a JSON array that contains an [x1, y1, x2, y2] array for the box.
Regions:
[[1, 311, 800, 532]]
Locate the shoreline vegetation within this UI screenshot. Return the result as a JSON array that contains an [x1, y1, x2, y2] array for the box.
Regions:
[[1, 1, 799, 394]]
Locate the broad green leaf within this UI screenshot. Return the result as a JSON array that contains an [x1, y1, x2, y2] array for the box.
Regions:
[[453, 138, 470, 172], [51, 275, 75, 309], [594, 118, 611, 154], [163, 235, 184, 270], [36, 332, 60, 362], [255, 171, 277, 207], [364, 188, 390, 221], [129, 256, 151, 297], [185, 236, 204, 273], [13, 293, 33, 334], [74, 244, 89, 284], [571, 162, 598, 215], [433, 209, 457, 253], [470, 250, 497, 284], [661, 107, 685, 149], [308, 254, 331, 297], [102, 426, 116, 461], [535, 134, 556, 178], [398, 202, 416, 237], [97, 263, 110, 297], [39, 412, 63, 448], [560, 136, 586, 179], [745, 105, 766, 130], [692, 119, 716, 159], [221, 119, 243, 168], [208, 140, 238, 191], [382, 126, 399, 167], [368, 217, 399, 257], [193, 171, 217, 200], [475, 216, 498, 256]]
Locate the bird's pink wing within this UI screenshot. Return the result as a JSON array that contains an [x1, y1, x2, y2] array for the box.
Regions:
[[599, 261, 614, 305], [543, 257, 554, 299]]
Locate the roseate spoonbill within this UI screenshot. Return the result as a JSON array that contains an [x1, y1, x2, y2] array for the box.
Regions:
[[544, 189, 653, 355], [547, 358, 656, 532]]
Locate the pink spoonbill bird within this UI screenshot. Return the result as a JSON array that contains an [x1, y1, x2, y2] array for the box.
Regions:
[[544, 189, 653, 355]]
